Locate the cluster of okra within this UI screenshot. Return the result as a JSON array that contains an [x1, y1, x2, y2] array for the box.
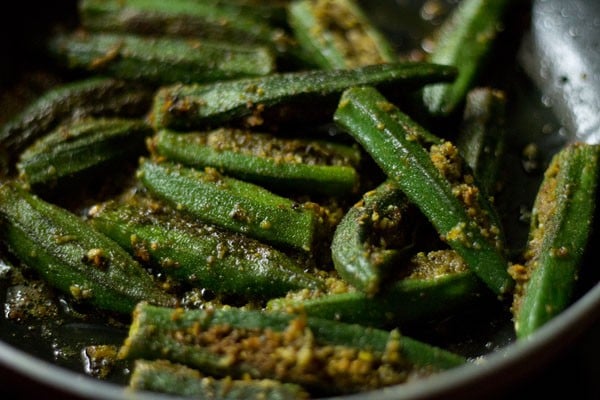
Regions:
[[0, 0, 598, 398]]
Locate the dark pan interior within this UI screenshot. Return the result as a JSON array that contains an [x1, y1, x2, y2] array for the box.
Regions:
[[0, 1, 599, 399]]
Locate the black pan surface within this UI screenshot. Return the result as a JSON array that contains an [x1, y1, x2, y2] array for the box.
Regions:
[[0, 1, 599, 399]]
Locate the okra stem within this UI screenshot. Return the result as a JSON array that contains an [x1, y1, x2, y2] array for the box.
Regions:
[[334, 86, 512, 296]]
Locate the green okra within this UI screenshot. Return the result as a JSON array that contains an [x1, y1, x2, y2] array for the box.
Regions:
[[137, 160, 323, 252], [89, 200, 325, 299], [151, 62, 457, 130], [422, 0, 512, 116], [456, 87, 507, 194], [511, 142, 600, 339], [17, 117, 152, 188], [287, 0, 397, 69], [0, 77, 152, 166], [151, 128, 361, 196], [330, 180, 417, 294], [49, 32, 275, 85], [129, 359, 310, 400], [268, 250, 482, 327], [211, 0, 290, 24], [119, 303, 466, 394], [0, 183, 176, 314], [78, 0, 291, 50], [334, 86, 512, 296]]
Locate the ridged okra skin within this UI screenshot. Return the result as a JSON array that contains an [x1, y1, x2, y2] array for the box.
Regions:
[[119, 303, 466, 395], [152, 128, 361, 196], [89, 201, 325, 299], [269, 250, 482, 327], [49, 32, 275, 85], [17, 117, 152, 188], [287, 0, 397, 69], [151, 62, 457, 130], [456, 87, 507, 194], [129, 360, 310, 399], [334, 86, 513, 296], [0, 183, 176, 314], [137, 160, 323, 252], [331, 180, 416, 294], [511, 143, 600, 338], [78, 0, 290, 48], [422, 0, 512, 116], [0, 77, 152, 167]]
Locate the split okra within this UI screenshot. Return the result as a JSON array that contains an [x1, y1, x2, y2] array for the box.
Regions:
[[0, 0, 598, 398]]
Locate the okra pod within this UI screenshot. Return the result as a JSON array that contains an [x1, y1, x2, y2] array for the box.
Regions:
[[422, 0, 511, 116], [456, 87, 507, 194], [511, 142, 600, 338], [151, 128, 361, 196], [0, 183, 176, 314], [269, 250, 482, 327], [129, 359, 310, 399], [78, 0, 291, 50], [151, 62, 457, 130], [334, 86, 512, 296], [119, 303, 466, 394], [330, 180, 416, 294], [49, 32, 275, 85], [0, 77, 152, 166], [137, 160, 323, 252], [89, 200, 324, 299], [287, 0, 397, 69], [17, 117, 152, 188]]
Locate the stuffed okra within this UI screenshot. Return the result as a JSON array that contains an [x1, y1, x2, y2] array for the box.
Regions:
[[129, 359, 310, 399], [0, 77, 152, 166], [17, 117, 152, 189], [137, 160, 325, 252], [269, 249, 482, 327], [119, 303, 466, 395], [287, 0, 397, 69], [334, 86, 513, 296], [511, 142, 600, 338], [422, 0, 512, 116], [89, 199, 325, 299], [151, 128, 361, 196], [49, 32, 276, 85], [0, 183, 176, 314], [151, 62, 457, 130], [456, 87, 507, 194]]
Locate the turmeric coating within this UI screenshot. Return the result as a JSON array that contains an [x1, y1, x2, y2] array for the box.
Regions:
[[429, 141, 502, 250], [166, 315, 421, 393], [509, 151, 560, 315], [182, 127, 359, 166], [312, 0, 391, 67], [404, 249, 469, 280]]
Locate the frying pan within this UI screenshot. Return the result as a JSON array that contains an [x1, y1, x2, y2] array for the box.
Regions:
[[0, 0, 599, 399]]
